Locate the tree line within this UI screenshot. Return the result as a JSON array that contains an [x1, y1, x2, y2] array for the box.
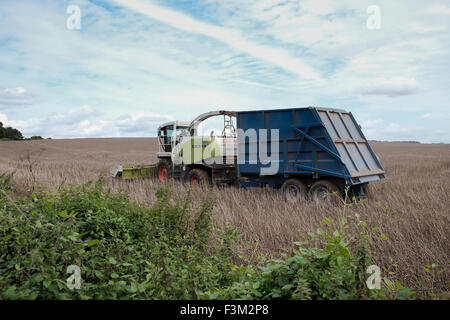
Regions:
[[0, 122, 44, 141]]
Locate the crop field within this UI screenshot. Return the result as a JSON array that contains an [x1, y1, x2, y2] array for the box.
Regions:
[[0, 138, 449, 298]]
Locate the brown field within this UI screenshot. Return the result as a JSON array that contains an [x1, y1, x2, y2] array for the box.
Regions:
[[0, 138, 449, 298]]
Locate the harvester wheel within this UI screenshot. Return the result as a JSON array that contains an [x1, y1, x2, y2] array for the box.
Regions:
[[309, 180, 341, 204], [281, 179, 308, 203], [157, 159, 172, 183], [187, 169, 210, 190]]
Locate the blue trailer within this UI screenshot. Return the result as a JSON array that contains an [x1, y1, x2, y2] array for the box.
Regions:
[[236, 107, 385, 201], [116, 106, 385, 202]]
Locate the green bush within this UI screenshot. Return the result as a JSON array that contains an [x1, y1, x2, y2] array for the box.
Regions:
[[0, 178, 235, 299], [0, 175, 401, 300], [201, 218, 389, 300], [0, 122, 23, 141]]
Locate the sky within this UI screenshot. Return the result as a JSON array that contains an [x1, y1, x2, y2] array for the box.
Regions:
[[0, 0, 449, 142]]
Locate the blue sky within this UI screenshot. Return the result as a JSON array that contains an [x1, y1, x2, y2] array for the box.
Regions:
[[0, 0, 449, 142]]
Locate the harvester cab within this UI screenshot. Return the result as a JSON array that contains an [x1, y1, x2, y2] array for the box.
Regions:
[[157, 121, 190, 155], [156, 110, 238, 185]]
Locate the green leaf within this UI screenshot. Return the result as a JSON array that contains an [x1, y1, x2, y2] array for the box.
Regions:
[[28, 291, 39, 300], [336, 255, 344, 267], [88, 239, 100, 247], [384, 277, 395, 290], [95, 270, 104, 278], [396, 288, 414, 299], [129, 283, 138, 293], [79, 231, 91, 237], [281, 284, 294, 291], [31, 273, 44, 283], [58, 210, 69, 218]]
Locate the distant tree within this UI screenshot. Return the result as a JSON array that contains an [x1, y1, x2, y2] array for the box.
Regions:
[[29, 136, 44, 140], [0, 121, 24, 140], [0, 122, 4, 138], [5, 127, 24, 140]]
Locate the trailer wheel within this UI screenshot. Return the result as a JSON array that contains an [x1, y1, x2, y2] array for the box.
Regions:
[[309, 180, 341, 204], [281, 179, 308, 203], [187, 169, 210, 189], [157, 159, 172, 183], [362, 183, 370, 197]]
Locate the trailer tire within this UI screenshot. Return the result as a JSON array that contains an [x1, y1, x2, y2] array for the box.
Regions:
[[362, 183, 370, 197], [281, 179, 308, 203], [309, 180, 341, 204], [187, 169, 210, 189], [157, 159, 172, 183]]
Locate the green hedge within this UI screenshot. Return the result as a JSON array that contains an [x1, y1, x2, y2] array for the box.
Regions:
[[0, 173, 401, 300]]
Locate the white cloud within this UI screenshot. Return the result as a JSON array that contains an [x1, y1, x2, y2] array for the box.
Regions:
[[2, 106, 176, 138], [427, 4, 450, 15], [50, 105, 101, 126], [409, 22, 446, 34], [360, 119, 382, 130], [384, 123, 408, 134], [78, 119, 110, 136], [0, 112, 29, 130], [112, 0, 321, 80], [300, 0, 334, 15], [116, 111, 174, 136], [0, 0, 449, 143], [358, 120, 418, 142], [0, 113, 7, 124], [0, 87, 36, 107], [356, 77, 419, 97]]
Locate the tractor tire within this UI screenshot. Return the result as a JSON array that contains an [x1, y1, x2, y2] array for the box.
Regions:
[[281, 179, 308, 203], [187, 168, 210, 189], [309, 180, 341, 204], [157, 159, 172, 183]]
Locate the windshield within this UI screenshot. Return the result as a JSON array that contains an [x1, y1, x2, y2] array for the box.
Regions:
[[177, 127, 188, 136]]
